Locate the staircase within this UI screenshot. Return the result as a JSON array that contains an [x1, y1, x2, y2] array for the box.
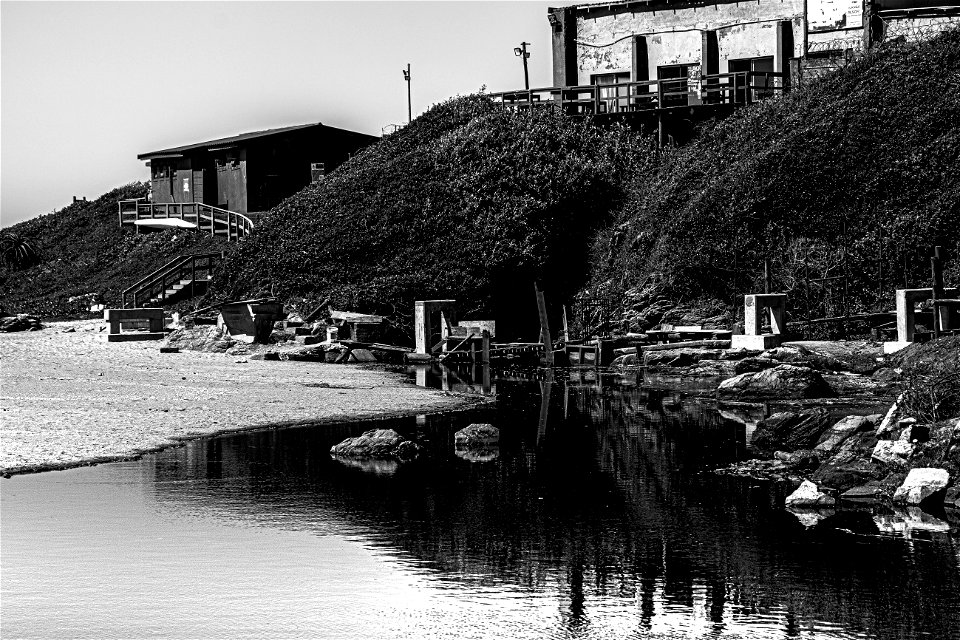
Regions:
[[118, 200, 254, 241], [122, 252, 223, 309]]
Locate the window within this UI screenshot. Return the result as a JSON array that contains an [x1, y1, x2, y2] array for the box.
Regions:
[[728, 56, 775, 102], [657, 64, 696, 107], [591, 72, 631, 113]]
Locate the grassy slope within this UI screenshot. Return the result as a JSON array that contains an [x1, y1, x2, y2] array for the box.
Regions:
[[212, 95, 654, 338], [0, 184, 221, 318], [587, 29, 960, 331]]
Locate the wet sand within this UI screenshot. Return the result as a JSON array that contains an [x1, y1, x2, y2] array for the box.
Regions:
[[0, 320, 479, 475]]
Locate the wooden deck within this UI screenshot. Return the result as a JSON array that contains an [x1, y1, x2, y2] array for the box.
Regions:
[[118, 199, 254, 242], [489, 71, 786, 116]]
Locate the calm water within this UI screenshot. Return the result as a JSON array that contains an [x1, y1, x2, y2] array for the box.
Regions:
[[3, 369, 959, 639]]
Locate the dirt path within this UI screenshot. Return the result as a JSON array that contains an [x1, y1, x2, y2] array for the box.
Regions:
[[0, 321, 479, 475]]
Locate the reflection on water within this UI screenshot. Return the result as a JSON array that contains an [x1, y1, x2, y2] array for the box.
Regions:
[[3, 373, 959, 639]]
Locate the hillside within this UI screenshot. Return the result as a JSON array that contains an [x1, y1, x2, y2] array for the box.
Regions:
[[211, 95, 655, 338], [585, 29, 960, 333], [0, 184, 221, 318]]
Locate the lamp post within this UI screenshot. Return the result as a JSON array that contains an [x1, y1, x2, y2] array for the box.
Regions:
[[514, 42, 530, 91], [402, 63, 412, 124]]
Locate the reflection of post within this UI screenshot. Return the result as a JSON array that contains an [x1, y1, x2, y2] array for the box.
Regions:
[[481, 329, 490, 365], [563, 380, 570, 419], [535, 283, 554, 366], [537, 369, 555, 443], [441, 366, 451, 391], [482, 364, 492, 395]]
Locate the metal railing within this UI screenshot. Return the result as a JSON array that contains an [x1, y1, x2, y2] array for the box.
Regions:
[[121, 252, 222, 309], [118, 200, 254, 241], [488, 71, 787, 115]]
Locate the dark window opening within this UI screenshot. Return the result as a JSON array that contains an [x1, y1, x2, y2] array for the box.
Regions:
[[591, 72, 631, 113], [657, 64, 696, 107]]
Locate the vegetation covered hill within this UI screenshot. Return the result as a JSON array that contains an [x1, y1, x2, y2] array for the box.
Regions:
[[212, 95, 654, 338], [585, 29, 960, 333], [0, 184, 220, 318]]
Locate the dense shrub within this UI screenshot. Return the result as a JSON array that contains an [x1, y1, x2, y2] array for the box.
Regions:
[[0, 184, 222, 318], [212, 94, 655, 338], [587, 29, 960, 332]]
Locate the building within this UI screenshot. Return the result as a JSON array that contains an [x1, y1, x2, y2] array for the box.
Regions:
[[548, 0, 960, 93], [137, 123, 377, 216]]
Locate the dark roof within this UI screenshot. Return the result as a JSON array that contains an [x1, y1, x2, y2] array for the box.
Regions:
[[138, 122, 375, 160]]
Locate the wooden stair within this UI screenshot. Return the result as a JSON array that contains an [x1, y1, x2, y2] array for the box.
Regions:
[[122, 252, 223, 309]]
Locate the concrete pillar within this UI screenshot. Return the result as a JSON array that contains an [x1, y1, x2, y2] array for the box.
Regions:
[[744, 295, 763, 335], [415, 301, 429, 354], [700, 30, 719, 103], [776, 21, 794, 90], [549, 6, 578, 86], [896, 290, 915, 343]]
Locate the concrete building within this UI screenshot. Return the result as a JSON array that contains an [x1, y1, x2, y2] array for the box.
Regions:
[[548, 0, 960, 92], [138, 123, 376, 216]]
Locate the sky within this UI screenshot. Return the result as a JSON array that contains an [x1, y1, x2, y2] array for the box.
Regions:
[[1, 1, 563, 226]]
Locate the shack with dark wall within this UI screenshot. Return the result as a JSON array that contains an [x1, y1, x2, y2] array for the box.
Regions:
[[139, 123, 377, 216]]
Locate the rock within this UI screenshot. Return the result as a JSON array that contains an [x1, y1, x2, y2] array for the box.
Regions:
[[611, 353, 639, 369], [785, 480, 836, 507], [780, 340, 883, 374], [0, 314, 42, 332], [822, 372, 889, 397], [348, 348, 378, 363], [717, 365, 834, 400], [642, 348, 719, 368], [455, 423, 500, 449], [945, 486, 960, 509], [329, 429, 422, 461], [751, 409, 834, 451], [892, 468, 950, 505], [164, 325, 236, 352], [841, 481, 883, 501], [871, 440, 915, 467], [814, 415, 872, 455]]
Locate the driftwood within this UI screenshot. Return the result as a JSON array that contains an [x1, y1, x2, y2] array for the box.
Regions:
[[184, 297, 278, 318]]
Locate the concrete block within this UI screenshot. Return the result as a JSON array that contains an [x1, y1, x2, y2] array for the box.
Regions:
[[731, 334, 781, 350], [106, 332, 166, 342], [883, 341, 912, 354]]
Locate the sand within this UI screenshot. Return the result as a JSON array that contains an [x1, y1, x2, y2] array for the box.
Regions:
[[0, 320, 479, 475]]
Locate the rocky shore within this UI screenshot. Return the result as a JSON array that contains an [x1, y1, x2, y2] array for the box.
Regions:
[[0, 320, 482, 476]]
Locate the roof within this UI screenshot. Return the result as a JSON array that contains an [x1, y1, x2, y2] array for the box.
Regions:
[[138, 122, 375, 160]]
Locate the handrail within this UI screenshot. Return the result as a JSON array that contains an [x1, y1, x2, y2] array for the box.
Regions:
[[489, 71, 786, 114], [121, 251, 222, 308], [117, 201, 255, 242]]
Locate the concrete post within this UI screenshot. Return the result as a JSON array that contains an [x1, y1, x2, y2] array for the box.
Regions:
[[896, 289, 915, 343]]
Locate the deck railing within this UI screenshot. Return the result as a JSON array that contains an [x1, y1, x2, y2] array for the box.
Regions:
[[121, 252, 222, 309], [118, 200, 254, 241], [488, 71, 786, 115]]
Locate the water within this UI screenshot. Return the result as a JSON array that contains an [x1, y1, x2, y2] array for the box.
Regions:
[[3, 370, 959, 639]]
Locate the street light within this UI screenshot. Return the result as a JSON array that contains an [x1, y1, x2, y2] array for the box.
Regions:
[[514, 42, 530, 91], [402, 63, 412, 124]]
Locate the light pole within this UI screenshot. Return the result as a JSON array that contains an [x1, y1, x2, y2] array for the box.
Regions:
[[514, 42, 530, 90], [402, 63, 412, 124]]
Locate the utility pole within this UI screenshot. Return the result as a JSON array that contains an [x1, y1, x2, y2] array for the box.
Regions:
[[402, 63, 412, 124], [514, 42, 530, 90]]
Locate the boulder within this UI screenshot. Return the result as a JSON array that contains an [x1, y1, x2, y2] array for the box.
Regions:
[[814, 415, 873, 455], [892, 468, 950, 505], [841, 481, 883, 501], [164, 325, 235, 352], [751, 409, 834, 451], [785, 480, 836, 507], [871, 440, 915, 467], [780, 340, 883, 374], [455, 423, 500, 449], [0, 314, 42, 332], [875, 397, 903, 439], [330, 429, 422, 462], [717, 365, 834, 400], [348, 348, 378, 363]]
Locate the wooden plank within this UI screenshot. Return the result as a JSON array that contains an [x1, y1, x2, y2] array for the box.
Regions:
[[639, 340, 732, 352]]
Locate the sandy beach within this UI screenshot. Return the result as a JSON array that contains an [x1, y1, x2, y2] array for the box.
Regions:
[[0, 321, 479, 476]]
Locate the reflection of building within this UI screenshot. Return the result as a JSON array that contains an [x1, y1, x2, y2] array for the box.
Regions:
[[549, 0, 960, 90]]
